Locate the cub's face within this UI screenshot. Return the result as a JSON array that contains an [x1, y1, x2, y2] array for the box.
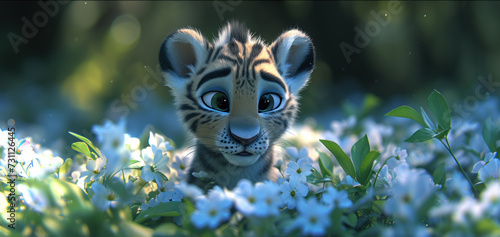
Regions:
[[160, 22, 314, 167]]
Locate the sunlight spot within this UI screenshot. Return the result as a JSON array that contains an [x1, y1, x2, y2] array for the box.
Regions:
[[110, 15, 141, 46]]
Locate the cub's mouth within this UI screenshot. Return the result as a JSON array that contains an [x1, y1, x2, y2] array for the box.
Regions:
[[223, 152, 260, 166], [236, 151, 252, 156]]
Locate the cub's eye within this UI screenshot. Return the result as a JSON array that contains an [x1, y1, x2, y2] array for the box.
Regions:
[[202, 91, 229, 112], [258, 93, 282, 113]]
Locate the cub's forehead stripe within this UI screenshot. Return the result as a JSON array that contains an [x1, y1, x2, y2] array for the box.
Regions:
[[197, 67, 232, 91], [260, 71, 286, 91]]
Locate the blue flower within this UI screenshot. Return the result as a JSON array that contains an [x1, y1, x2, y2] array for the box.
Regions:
[[279, 178, 308, 209], [320, 186, 352, 210], [288, 198, 331, 236], [90, 182, 119, 211], [140, 146, 170, 182], [473, 152, 499, 182], [285, 158, 313, 183], [191, 186, 233, 229]]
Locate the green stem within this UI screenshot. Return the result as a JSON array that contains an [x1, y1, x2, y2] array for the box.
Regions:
[[440, 138, 479, 197], [135, 181, 149, 196], [122, 169, 126, 185], [372, 156, 396, 189], [360, 210, 376, 227]]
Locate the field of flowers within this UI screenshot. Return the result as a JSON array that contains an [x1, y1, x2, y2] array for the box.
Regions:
[[1, 90, 500, 236]]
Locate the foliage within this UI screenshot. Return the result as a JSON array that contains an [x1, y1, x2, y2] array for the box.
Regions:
[[2, 90, 500, 236]]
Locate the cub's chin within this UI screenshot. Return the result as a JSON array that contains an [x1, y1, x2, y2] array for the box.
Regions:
[[223, 153, 261, 166]]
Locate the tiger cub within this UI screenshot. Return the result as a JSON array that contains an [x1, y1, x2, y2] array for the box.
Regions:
[[159, 22, 314, 190]]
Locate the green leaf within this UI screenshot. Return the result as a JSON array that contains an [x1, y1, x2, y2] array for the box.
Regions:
[[154, 223, 188, 236], [483, 118, 500, 153], [71, 142, 91, 157], [386, 105, 427, 127], [129, 159, 140, 165], [318, 151, 334, 177], [405, 128, 437, 143], [117, 221, 154, 237], [359, 151, 380, 186], [475, 218, 500, 236], [344, 213, 358, 228], [351, 135, 370, 181], [134, 202, 181, 223], [320, 139, 356, 179], [58, 158, 73, 176], [307, 168, 328, 186], [421, 107, 436, 130], [428, 90, 451, 129], [434, 128, 451, 140], [318, 157, 334, 179], [69, 131, 102, 158], [432, 163, 446, 185]]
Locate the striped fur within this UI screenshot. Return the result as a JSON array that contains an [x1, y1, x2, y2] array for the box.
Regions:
[[159, 22, 314, 190]]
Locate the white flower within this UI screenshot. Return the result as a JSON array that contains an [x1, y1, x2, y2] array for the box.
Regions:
[[363, 119, 393, 149], [157, 190, 182, 203], [191, 186, 233, 229], [384, 170, 436, 222], [125, 134, 141, 151], [19, 185, 48, 213], [471, 153, 495, 174], [92, 119, 131, 172], [393, 147, 408, 159], [15, 139, 35, 162], [0, 128, 9, 148], [288, 198, 331, 236], [90, 182, 119, 211], [233, 179, 258, 216], [156, 180, 183, 203], [23, 149, 64, 178], [175, 181, 203, 200], [80, 157, 107, 182], [149, 131, 174, 154], [330, 115, 356, 137], [171, 155, 190, 180], [478, 156, 500, 182], [92, 118, 126, 151], [320, 187, 352, 209], [285, 158, 313, 183], [253, 181, 282, 217], [279, 178, 308, 209], [286, 147, 310, 162], [340, 175, 361, 186], [453, 197, 483, 224], [479, 181, 500, 217], [374, 165, 394, 194], [140, 146, 170, 182]]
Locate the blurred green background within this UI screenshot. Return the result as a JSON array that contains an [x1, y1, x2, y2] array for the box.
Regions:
[[1, 1, 499, 156]]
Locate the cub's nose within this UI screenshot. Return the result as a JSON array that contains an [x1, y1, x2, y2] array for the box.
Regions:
[[228, 117, 260, 146], [229, 128, 259, 146]]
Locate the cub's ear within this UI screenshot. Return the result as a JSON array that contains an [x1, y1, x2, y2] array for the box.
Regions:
[[270, 29, 315, 96], [159, 28, 211, 89]]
